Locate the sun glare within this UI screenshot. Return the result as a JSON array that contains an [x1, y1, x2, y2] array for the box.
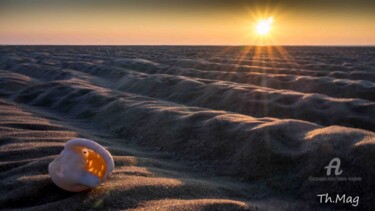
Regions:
[[256, 17, 273, 35]]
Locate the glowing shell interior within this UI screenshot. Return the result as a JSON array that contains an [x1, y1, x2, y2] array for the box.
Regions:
[[48, 138, 115, 192]]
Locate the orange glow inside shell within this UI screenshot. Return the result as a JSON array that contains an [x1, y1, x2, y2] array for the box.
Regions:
[[73, 146, 107, 181]]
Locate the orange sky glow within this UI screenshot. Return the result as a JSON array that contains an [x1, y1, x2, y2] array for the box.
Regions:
[[0, 0, 374, 45]]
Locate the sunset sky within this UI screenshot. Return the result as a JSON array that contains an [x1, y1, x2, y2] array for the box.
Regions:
[[1, 0, 374, 45]]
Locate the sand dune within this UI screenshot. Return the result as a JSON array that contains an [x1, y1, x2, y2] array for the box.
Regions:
[[0, 46, 374, 210]]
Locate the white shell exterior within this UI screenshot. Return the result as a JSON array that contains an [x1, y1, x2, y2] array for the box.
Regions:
[[48, 138, 115, 192]]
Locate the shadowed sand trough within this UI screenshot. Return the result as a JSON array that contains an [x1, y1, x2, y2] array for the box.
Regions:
[[0, 46, 374, 210]]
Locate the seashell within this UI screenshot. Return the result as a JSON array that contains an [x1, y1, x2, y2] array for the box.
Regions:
[[48, 138, 115, 192]]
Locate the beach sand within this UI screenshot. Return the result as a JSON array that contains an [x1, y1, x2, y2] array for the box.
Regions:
[[0, 46, 374, 210]]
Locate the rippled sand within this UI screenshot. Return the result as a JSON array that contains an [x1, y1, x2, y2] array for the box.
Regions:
[[0, 46, 374, 210]]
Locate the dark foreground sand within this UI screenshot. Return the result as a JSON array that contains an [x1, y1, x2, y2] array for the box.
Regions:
[[0, 46, 374, 210]]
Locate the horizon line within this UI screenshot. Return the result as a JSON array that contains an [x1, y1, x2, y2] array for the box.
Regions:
[[1, 44, 375, 47]]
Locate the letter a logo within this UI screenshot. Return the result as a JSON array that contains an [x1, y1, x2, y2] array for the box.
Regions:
[[324, 157, 343, 176]]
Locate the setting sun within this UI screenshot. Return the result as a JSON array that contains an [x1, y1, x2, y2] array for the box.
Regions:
[[256, 17, 273, 35]]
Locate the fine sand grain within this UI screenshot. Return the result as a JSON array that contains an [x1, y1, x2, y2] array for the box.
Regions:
[[0, 46, 374, 210]]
